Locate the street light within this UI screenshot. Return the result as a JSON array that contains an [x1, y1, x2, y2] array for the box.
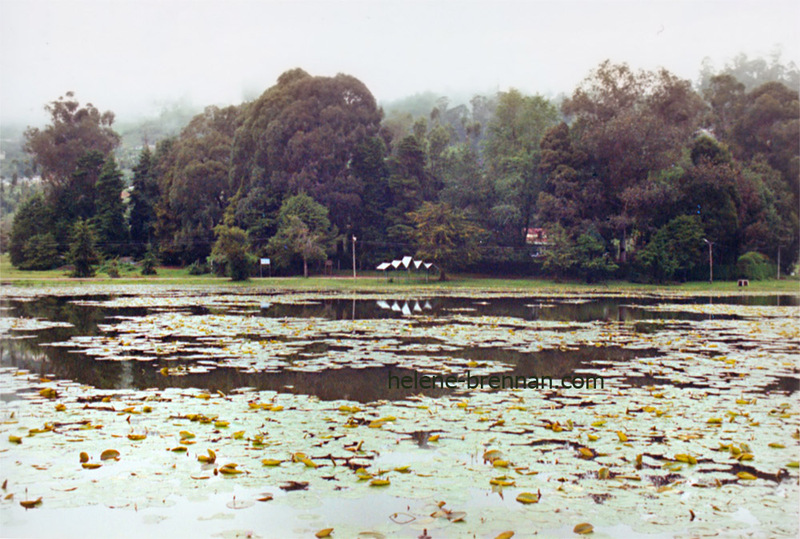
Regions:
[[702, 238, 714, 284], [352, 235, 357, 279]]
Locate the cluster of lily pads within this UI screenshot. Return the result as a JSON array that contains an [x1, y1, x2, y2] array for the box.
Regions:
[[0, 286, 797, 537]]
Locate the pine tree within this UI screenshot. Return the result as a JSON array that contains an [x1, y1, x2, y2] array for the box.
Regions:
[[68, 219, 99, 277], [129, 147, 159, 257], [94, 156, 127, 257]]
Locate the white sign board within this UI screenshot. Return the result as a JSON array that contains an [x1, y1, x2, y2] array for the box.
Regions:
[[260, 258, 271, 265]]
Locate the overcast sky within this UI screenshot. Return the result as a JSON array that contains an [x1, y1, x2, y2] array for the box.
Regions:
[[1, 0, 798, 127]]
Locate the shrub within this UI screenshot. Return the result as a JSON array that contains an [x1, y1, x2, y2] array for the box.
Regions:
[[19, 233, 60, 270], [187, 260, 209, 275], [211, 225, 255, 281], [105, 258, 121, 278], [736, 251, 772, 280], [141, 246, 158, 276]]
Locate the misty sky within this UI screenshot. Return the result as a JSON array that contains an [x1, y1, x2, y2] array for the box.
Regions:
[[1, 0, 798, 127]]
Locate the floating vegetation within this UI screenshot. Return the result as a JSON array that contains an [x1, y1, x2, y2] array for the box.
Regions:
[[0, 286, 797, 537]]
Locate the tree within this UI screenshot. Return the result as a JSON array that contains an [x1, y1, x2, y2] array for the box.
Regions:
[[732, 81, 799, 201], [537, 123, 594, 233], [349, 136, 393, 266], [56, 149, 105, 227], [229, 69, 383, 233], [268, 216, 327, 278], [267, 193, 335, 277], [154, 106, 241, 264], [736, 251, 772, 280], [24, 92, 120, 190], [9, 193, 56, 269], [636, 215, 705, 282], [561, 62, 704, 257], [129, 147, 160, 257], [141, 245, 158, 276], [67, 219, 99, 278], [408, 202, 485, 281], [484, 90, 559, 245], [541, 224, 576, 278], [211, 225, 254, 281], [20, 233, 59, 271], [574, 229, 618, 283], [93, 156, 127, 257], [678, 161, 740, 266]]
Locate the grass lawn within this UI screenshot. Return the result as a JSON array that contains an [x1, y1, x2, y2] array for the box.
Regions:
[[1, 254, 797, 293]]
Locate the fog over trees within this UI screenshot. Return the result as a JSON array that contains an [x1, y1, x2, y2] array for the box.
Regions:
[[2, 54, 798, 282]]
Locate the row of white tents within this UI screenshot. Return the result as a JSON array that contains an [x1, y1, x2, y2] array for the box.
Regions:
[[375, 256, 435, 272]]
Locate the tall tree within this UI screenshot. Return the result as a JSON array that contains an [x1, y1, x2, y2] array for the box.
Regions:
[[93, 156, 127, 257], [561, 61, 704, 259], [154, 105, 241, 264], [732, 81, 799, 201], [129, 146, 160, 257], [24, 92, 120, 191], [230, 69, 383, 234], [484, 89, 559, 246], [67, 219, 99, 278], [9, 193, 58, 270]]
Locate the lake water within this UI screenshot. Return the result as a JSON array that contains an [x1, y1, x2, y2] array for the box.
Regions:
[[1, 287, 798, 538]]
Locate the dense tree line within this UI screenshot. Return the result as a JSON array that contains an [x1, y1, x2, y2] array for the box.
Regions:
[[8, 61, 799, 281]]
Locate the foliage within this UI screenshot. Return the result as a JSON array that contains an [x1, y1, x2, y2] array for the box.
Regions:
[[9, 193, 56, 268], [24, 92, 120, 189], [10, 64, 796, 280], [736, 251, 773, 280], [267, 194, 335, 277], [93, 156, 128, 257], [637, 216, 705, 282], [67, 219, 99, 277], [484, 90, 559, 245], [541, 224, 576, 278], [574, 229, 618, 283], [19, 233, 60, 271], [129, 146, 160, 257], [154, 106, 241, 265], [141, 246, 158, 275], [408, 202, 486, 280], [211, 225, 254, 281], [230, 69, 382, 233], [104, 258, 121, 278], [690, 133, 731, 166], [187, 260, 209, 275]]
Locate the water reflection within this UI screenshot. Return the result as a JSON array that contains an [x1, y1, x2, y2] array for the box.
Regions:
[[0, 337, 657, 403], [256, 295, 771, 322], [1, 293, 796, 402]]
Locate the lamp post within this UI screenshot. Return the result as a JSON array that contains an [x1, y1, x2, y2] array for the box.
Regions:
[[702, 238, 714, 284], [352, 235, 357, 279]]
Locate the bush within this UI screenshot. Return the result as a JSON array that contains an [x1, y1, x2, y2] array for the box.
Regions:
[[211, 225, 255, 281], [19, 232, 60, 270], [737, 251, 773, 280], [187, 260, 209, 275], [141, 246, 158, 276], [104, 258, 121, 278]]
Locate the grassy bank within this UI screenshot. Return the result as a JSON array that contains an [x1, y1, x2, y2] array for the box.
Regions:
[[2, 255, 797, 293]]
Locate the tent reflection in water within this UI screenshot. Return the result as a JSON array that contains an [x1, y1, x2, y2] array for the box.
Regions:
[[375, 298, 433, 316], [376, 256, 435, 281]]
